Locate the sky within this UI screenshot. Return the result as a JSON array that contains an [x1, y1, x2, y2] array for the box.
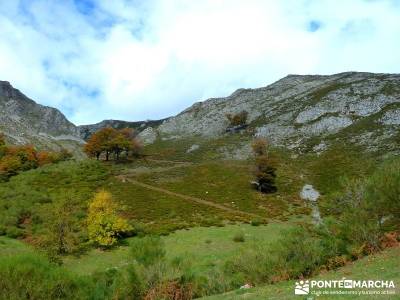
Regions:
[[0, 0, 400, 125]]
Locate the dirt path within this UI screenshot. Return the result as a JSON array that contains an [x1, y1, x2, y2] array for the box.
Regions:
[[117, 175, 263, 219], [143, 158, 192, 165]]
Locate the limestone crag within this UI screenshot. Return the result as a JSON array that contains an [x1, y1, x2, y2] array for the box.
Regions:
[[156, 72, 400, 153], [0, 81, 84, 153]]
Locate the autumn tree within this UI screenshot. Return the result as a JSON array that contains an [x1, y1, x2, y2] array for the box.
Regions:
[[84, 127, 142, 161], [252, 138, 277, 193], [84, 132, 103, 160], [87, 190, 132, 247], [120, 128, 143, 157], [0, 133, 71, 179]]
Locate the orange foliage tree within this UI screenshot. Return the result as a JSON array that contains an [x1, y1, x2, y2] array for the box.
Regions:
[[0, 132, 72, 179], [84, 127, 142, 161]]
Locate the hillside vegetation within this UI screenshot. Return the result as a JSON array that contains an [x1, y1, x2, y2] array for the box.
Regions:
[[0, 72, 399, 299]]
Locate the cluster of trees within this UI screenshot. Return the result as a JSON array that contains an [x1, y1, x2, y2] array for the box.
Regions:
[[84, 127, 142, 161], [251, 138, 277, 193], [0, 133, 72, 180], [226, 110, 249, 127]]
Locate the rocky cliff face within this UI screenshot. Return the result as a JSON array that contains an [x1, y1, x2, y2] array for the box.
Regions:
[[156, 72, 400, 154], [0, 81, 84, 152], [2, 72, 399, 157], [78, 119, 166, 140]]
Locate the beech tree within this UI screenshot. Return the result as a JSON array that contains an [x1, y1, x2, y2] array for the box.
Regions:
[[84, 127, 142, 161]]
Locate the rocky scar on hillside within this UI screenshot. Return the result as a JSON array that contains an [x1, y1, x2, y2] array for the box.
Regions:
[[155, 72, 400, 155], [0, 81, 84, 154], [78, 118, 166, 141]]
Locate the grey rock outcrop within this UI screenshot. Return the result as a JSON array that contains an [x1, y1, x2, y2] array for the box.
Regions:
[[0, 81, 84, 153], [78, 118, 166, 140], [138, 127, 157, 145], [157, 72, 400, 154]]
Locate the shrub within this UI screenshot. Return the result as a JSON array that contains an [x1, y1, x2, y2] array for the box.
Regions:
[[224, 244, 276, 285], [0, 133, 5, 147], [87, 190, 132, 247], [251, 138, 277, 193], [250, 218, 262, 226], [6, 227, 25, 238], [272, 227, 325, 278], [0, 253, 101, 299], [226, 110, 249, 127], [130, 235, 166, 267], [251, 138, 268, 156], [323, 158, 400, 253], [232, 232, 245, 243]]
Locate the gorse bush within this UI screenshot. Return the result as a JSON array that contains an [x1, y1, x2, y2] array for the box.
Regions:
[[323, 158, 400, 254], [0, 253, 97, 299], [130, 235, 166, 267], [0, 252, 141, 300]]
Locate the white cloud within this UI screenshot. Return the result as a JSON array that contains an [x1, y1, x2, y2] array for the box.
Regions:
[[0, 0, 399, 125]]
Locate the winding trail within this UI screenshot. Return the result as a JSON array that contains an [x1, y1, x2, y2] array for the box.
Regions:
[[117, 175, 263, 219]]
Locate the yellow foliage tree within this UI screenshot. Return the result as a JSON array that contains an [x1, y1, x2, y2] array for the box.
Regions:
[[87, 190, 132, 247]]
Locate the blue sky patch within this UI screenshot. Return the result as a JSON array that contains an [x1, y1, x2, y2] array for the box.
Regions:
[[307, 20, 321, 32], [74, 0, 95, 16]]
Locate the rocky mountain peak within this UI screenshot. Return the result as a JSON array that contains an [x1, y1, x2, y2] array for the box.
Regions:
[[0, 80, 84, 153]]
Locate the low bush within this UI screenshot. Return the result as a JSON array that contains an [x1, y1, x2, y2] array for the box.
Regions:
[[0, 253, 103, 299], [226, 111, 248, 127], [130, 235, 166, 267], [232, 232, 245, 243], [250, 218, 262, 226], [0, 160, 109, 256]]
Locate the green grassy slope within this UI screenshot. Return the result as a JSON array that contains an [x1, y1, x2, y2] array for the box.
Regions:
[[0, 134, 380, 241], [201, 247, 400, 300], [1, 223, 294, 277], [63, 223, 294, 275]]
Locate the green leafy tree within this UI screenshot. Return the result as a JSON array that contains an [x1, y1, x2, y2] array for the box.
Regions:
[[41, 197, 81, 261]]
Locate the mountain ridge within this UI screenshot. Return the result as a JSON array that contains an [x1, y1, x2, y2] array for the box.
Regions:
[[1, 72, 399, 157]]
